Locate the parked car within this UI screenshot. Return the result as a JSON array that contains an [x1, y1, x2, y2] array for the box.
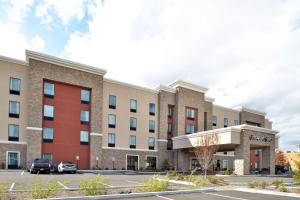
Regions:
[[29, 158, 51, 174], [58, 161, 77, 173], [275, 165, 286, 174]]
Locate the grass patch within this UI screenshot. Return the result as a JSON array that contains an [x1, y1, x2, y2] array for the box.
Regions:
[[279, 183, 287, 192], [272, 179, 284, 189], [138, 176, 169, 192], [30, 178, 62, 199], [79, 175, 108, 196], [248, 181, 259, 188]]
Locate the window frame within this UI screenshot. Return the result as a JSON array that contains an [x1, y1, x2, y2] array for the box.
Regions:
[[9, 77, 21, 95], [234, 120, 239, 126], [9, 101, 20, 118], [80, 110, 90, 124], [186, 108, 195, 120], [129, 135, 136, 149], [43, 105, 54, 120], [149, 120, 155, 133], [8, 124, 19, 142], [149, 103, 155, 116], [108, 133, 115, 147], [108, 114, 116, 128], [44, 82, 55, 98], [186, 124, 195, 134], [148, 137, 155, 150], [43, 127, 54, 143], [224, 117, 228, 128], [212, 115, 217, 126], [130, 99, 137, 113], [80, 131, 89, 145], [130, 117, 137, 131], [81, 89, 90, 104], [109, 95, 116, 109]]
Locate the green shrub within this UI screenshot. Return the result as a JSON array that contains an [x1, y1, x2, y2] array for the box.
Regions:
[[162, 159, 169, 170], [272, 179, 284, 189], [165, 172, 175, 179], [175, 173, 184, 181], [207, 177, 219, 184], [79, 175, 108, 196], [279, 183, 287, 192], [248, 182, 259, 188], [293, 160, 300, 184], [0, 183, 9, 198], [260, 181, 269, 189], [224, 169, 234, 175], [30, 179, 62, 199], [191, 176, 207, 187], [138, 176, 169, 192]]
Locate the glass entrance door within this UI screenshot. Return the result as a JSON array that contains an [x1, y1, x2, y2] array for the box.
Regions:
[[7, 152, 19, 169], [127, 155, 138, 170]]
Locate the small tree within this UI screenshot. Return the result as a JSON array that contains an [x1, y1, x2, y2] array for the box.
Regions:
[[293, 153, 300, 184], [275, 150, 286, 166], [193, 133, 219, 178]]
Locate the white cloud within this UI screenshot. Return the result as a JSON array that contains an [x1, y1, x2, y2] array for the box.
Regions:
[[30, 35, 45, 51], [65, 0, 300, 151]]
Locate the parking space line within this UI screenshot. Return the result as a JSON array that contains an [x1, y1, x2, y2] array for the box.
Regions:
[[9, 183, 15, 191], [57, 181, 69, 189], [102, 183, 113, 188], [126, 180, 139, 184], [156, 195, 174, 200], [204, 192, 249, 200], [21, 171, 24, 175]]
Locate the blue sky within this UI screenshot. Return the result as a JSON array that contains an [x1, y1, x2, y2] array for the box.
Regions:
[[0, 0, 299, 151]]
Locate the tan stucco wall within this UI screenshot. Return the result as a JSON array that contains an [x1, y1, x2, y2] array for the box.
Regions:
[[0, 60, 28, 142], [103, 80, 158, 150], [212, 105, 240, 129]]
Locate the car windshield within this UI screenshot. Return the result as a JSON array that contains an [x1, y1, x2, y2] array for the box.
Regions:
[[34, 159, 49, 163], [62, 161, 72, 164]]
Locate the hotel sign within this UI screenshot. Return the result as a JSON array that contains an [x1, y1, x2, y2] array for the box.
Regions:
[[249, 135, 272, 143]]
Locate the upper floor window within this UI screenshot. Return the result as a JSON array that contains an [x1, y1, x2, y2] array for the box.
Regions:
[[9, 77, 20, 95], [130, 117, 137, 131], [108, 114, 116, 128], [186, 108, 195, 120], [167, 139, 173, 150], [108, 133, 115, 147], [130, 99, 137, 112], [149, 103, 155, 115], [168, 105, 173, 117], [8, 124, 19, 141], [148, 137, 155, 150], [234, 120, 239, 126], [212, 116, 217, 126], [80, 131, 89, 145], [9, 101, 20, 118], [129, 135, 136, 149], [109, 95, 116, 109], [44, 82, 54, 98], [224, 118, 228, 128], [149, 120, 155, 133], [80, 110, 89, 124], [43, 127, 54, 143], [186, 124, 195, 134], [44, 105, 54, 120], [167, 123, 172, 133], [81, 89, 90, 104]]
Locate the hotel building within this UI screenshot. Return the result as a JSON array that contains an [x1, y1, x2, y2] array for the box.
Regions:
[[0, 50, 278, 175]]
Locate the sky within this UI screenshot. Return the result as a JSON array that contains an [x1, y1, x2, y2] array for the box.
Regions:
[[0, 0, 299, 151]]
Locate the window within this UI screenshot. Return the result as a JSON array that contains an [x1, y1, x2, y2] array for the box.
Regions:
[[168, 106, 173, 117], [167, 139, 173, 150], [167, 123, 172, 133], [108, 114, 116, 128], [146, 156, 157, 170], [80, 110, 89, 124], [129, 135, 136, 148], [149, 103, 155, 115], [42, 154, 53, 164], [212, 116, 217, 126], [80, 131, 89, 145], [109, 95, 116, 109], [9, 101, 20, 118], [130, 117, 137, 131], [7, 152, 19, 169], [149, 120, 155, 133], [148, 137, 155, 150], [223, 160, 228, 170], [44, 82, 54, 98], [108, 133, 115, 147], [8, 124, 19, 141], [130, 99, 137, 112], [186, 124, 195, 134], [81, 89, 90, 104], [43, 127, 54, 143], [9, 77, 20, 95], [224, 118, 228, 128], [44, 105, 54, 120], [234, 120, 239, 126], [186, 108, 195, 120]]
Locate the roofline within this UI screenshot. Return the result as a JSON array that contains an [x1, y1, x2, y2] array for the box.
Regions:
[[205, 96, 215, 103], [154, 84, 176, 93], [168, 80, 209, 93], [26, 50, 107, 76], [0, 55, 28, 66], [237, 106, 267, 116], [104, 78, 159, 94], [213, 104, 240, 113]]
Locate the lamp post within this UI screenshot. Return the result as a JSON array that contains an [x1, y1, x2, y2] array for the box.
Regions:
[[96, 156, 99, 168], [112, 157, 115, 170], [76, 155, 80, 169]]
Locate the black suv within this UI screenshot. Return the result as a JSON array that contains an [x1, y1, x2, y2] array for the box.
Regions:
[[29, 158, 51, 174]]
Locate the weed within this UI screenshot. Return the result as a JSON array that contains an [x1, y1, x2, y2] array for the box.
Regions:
[[79, 175, 108, 196]]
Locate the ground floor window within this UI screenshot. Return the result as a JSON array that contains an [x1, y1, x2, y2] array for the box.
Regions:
[[190, 158, 201, 170], [127, 155, 138, 170], [7, 152, 19, 169], [146, 156, 157, 170], [223, 160, 228, 170]]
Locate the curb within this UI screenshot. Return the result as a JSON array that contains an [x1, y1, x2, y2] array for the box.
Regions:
[[48, 188, 216, 200], [235, 188, 300, 198]]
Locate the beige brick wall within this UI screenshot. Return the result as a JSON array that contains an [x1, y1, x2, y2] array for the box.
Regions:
[[212, 105, 240, 129], [240, 111, 265, 127], [0, 142, 27, 169]]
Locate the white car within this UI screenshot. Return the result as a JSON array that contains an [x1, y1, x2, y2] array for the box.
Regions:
[[58, 161, 77, 173]]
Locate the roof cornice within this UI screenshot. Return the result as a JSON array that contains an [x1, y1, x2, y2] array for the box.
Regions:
[[168, 80, 208, 93], [154, 84, 176, 93], [26, 50, 107, 76], [238, 106, 266, 117], [0, 55, 28, 66]]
